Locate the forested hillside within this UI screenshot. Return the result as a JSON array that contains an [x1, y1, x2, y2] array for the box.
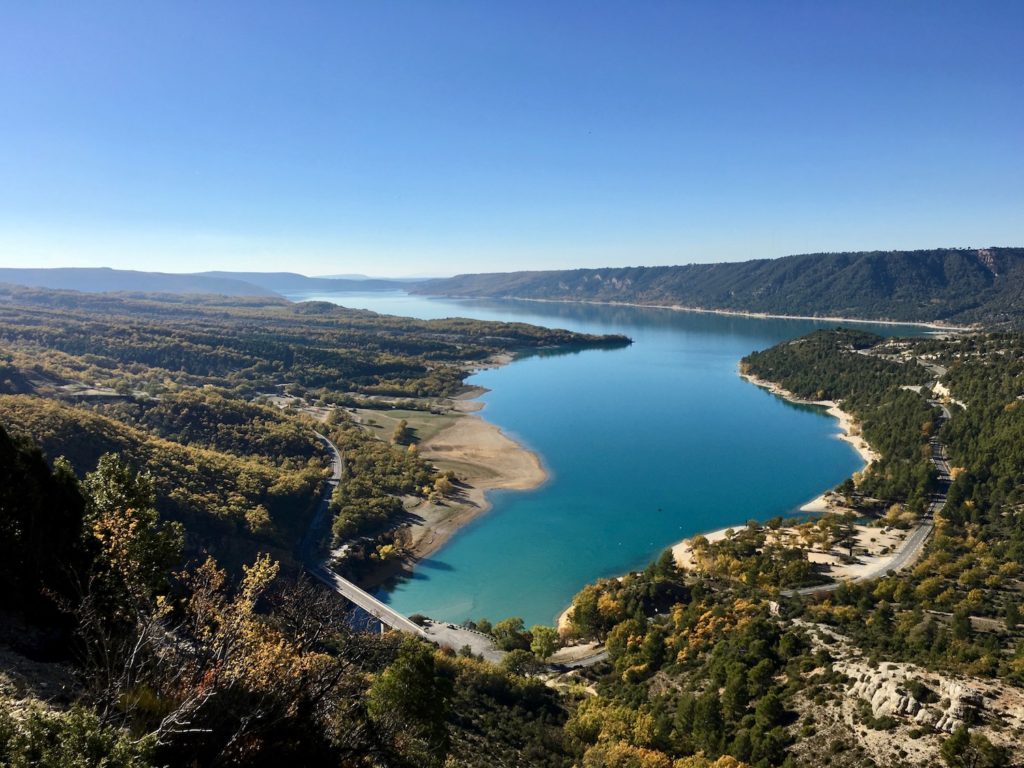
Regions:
[[4, 285, 1024, 766], [0, 425, 574, 767], [0, 286, 630, 766], [0, 394, 324, 568], [0, 285, 627, 399], [415, 247, 1024, 326], [0, 286, 625, 568]]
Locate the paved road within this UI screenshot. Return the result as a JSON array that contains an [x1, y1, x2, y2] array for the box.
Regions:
[[308, 563, 430, 638], [420, 621, 505, 663], [784, 392, 950, 598], [302, 430, 509, 658], [557, 649, 610, 669], [298, 432, 342, 563], [315, 430, 344, 483], [302, 431, 429, 639]]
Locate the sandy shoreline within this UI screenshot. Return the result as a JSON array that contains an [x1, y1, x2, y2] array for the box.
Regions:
[[406, 396, 548, 561], [740, 370, 879, 467], [426, 294, 975, 332], [364, 342, 883, 631], [556, 368, 882, 633], [740, 369, 878, 514], [672, 371, 882, 572]]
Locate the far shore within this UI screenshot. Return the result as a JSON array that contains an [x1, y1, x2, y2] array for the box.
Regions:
[[417, 293, 975, 333]]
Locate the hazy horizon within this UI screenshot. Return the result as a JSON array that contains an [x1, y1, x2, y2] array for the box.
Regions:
[[2, 2, 1022, 277], [3, 244, 1023, 282]]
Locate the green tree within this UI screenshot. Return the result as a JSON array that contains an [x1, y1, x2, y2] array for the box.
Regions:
[[754, 691, 784, 730], [951, 609, 972, 641], [747, 658, 775, 698], [501, 648, 539, 676], [721, 664, 749, 722], [1004, 602, 1019, 631], [568, 585, 602, 639], [491, 617, 529, 651], [940, 725, 1009, 768], [836, 514, 858, 559], [82, 455, 183, 621], [368, 637, 453, 767], [0, 701, 155, 768], [692, 691, 724, 756], [942, 725, 972, 767], [530, 625, 559, 661]]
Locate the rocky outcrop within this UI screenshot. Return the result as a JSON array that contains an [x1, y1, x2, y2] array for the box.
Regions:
[[848, 668, 984, 733], [932, 680, 984, 733], [849, 669, 922, 718]]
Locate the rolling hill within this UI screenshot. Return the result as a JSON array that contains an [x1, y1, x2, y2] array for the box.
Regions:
[[413, 247, 1024, 326], [0, 267, 278, 296]]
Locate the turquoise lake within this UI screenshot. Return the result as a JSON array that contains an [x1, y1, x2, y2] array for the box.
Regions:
[[288, 290, 929, 627]]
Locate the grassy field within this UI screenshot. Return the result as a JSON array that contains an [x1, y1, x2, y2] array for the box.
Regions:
[[353, 407, 459, 446]]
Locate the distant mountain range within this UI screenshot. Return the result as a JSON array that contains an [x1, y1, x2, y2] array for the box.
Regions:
[[0, 268, 413, 298], [0, 268, 280, 297], [196, 271, 414, 293], [6, 248, 1024, 325], [413, 247, 1024, 326]]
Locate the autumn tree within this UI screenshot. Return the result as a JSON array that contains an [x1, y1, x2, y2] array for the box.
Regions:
[[392, 419, 412, 445], [82, 454, 184, 622], [72, 455, 183, 719]]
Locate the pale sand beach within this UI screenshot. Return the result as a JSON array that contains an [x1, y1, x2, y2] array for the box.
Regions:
[[404, 398, 548, 561], [671, 525, 735, 571], [473, 295, 975, 332], [740, 370, 880, 467], [670, 521, 909, 583], [346, 390, 548, 588], [557, 518, 909, 630]]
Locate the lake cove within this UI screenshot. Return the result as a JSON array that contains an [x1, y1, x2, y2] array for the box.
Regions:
[[287, 290, 931, 627]]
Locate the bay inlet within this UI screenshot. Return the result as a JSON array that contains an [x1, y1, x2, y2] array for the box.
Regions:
[[288, 290, 930, 626]]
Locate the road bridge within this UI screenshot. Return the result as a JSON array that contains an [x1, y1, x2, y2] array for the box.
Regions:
[[303, 431, 429, 638]]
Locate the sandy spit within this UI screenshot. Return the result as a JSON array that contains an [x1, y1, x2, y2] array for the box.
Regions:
[[402, 397, 548, 563]]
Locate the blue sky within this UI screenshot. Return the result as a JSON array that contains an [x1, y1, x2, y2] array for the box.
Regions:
[[1, 1, 1021, 277]]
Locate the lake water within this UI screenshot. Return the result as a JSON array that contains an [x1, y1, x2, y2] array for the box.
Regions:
[[288, 290, 928, 626]]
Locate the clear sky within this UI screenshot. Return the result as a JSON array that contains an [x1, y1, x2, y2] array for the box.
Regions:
[[1, 1, 1021, 277]]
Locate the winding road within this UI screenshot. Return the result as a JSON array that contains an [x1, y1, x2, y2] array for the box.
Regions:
[[302, 430, 510, 660], [783, 386, 951, 598], [302, 431, 429, 639], [298, 363, 958, 669]]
